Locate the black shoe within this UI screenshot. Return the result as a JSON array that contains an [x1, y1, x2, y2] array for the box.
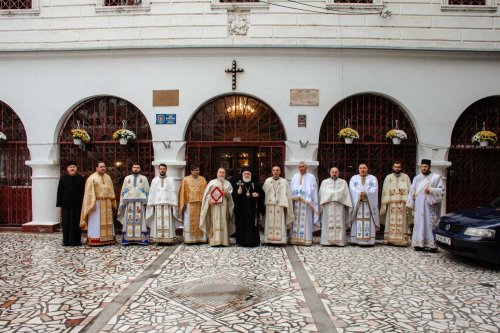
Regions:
[[414, 247, 423, 251], [429, 248, 438, 253]]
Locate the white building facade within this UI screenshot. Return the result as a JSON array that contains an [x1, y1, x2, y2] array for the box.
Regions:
[[0, 0, 498, 230]]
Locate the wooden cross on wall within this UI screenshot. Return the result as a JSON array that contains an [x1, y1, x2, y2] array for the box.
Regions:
[[225, 60, 244, 90]]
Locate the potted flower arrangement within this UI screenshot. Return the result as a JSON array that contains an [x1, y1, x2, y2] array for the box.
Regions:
[[0, 131, 6, 142], [112, 129, 136, 145], [472, 130, 497, 147], [338, 127, 359, 144], [70, 128, 91, 145], [385, 129, 407, 145]]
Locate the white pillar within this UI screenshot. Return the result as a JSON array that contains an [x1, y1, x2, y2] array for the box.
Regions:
[[416, 160, 452, 215], [152, 160, 187, 188], [284, 160, 320, 182], [22, 160, 60, 232]]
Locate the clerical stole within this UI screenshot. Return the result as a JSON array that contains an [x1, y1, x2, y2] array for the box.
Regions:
[[150, 204, 176, 243], [320, 201, 348, 246], [384, 202, 412, 246], [290, 199, 313, 246], [207, 202, 230, 246], [263, 205, 287, 244], [183, 202, 206, 243], [122, 202, 148, 244], [350, 197, 378, 246], [87, 200, 115, 246]]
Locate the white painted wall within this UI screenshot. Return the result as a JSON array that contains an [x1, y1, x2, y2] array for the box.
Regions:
[[0, 46, 499, 224], [0, 0, 499, 51]]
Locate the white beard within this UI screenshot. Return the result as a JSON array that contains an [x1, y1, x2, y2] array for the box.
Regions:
[[242, 176, 251, 183]]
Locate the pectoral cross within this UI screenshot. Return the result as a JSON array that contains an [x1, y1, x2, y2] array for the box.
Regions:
[[225, 60, 244, 90]]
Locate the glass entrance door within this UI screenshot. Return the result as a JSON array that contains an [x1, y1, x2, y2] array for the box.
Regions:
[[212, 147, 257, 179]]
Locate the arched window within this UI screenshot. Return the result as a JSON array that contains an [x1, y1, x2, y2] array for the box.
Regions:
[[447, 96, 500, 212], [185, 93, 286, 184], [0, 101, 31, 227], [59, 96, 153, 196], [318, 93, 417, 185]]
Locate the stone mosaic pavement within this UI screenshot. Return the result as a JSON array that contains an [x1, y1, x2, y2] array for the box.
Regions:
[[0, 232, 498, 333]]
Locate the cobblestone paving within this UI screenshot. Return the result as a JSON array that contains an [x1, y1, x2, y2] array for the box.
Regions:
[[296, 243, 500, 333], [0, 233, 164, 333], [102, 244, 316, 332], [0, 233, 499, 333]]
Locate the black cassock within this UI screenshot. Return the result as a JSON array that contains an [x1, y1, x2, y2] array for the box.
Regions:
[[56, 174, 85, 246], [232, 178, 265, 247]]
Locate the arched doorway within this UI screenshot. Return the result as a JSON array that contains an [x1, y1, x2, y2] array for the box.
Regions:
[[318, 93, 417, 185], [59, 96, 154, 198], [447, 96, 500, 212], [0, 101, 32, 228], [185, 94, 286, 184]]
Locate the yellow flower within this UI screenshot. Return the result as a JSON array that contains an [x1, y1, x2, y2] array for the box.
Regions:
[[70, 129, 91, 143], [338, 128, 359, 139], [112, 129, 136, 140], [385, 129, 407, 140], [472, 130, 497, 144]]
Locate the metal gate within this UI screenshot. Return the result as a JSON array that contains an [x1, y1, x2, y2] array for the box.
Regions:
[[318, 94, 417, 185], [59, 96, 154, 198], [0, 101, 32, 228], [185, 94, 286, 183], [447, 96, 500, 212]]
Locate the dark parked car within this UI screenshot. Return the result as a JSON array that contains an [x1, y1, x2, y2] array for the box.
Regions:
[[436, 197, 500, 264]]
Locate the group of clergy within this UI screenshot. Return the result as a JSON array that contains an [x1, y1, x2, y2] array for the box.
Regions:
[[290, 159, 445, 251], [57, 158, 445, 251]]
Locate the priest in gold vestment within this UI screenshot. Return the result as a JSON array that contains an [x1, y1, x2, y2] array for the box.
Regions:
[[380, 161, 412, 246], [200, 168, 235, 246], [80, 162, 117, 246], [178, 165, 207, 244], [262, 166, 294, 244]]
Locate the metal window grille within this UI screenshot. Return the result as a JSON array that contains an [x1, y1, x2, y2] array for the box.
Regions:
[[104, 0, 142, 6], [334, 0, 373, 3], [0, 0, 31, 9], [318, 94, 417, 191], [58, 96, 154, 199], [219, 0, 260, 2], [186, 94, 286, 182], [0, 101, 32, 228], [447, 96, 499, 212], [448, 0, 485, 5]]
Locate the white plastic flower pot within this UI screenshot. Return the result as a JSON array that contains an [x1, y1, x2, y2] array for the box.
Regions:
[[479, 140, 489, 147], [392, 138, 401, 145], [344, 137, 353, 144], [73, 138, 82, 145], [119, 138, 128, 145]]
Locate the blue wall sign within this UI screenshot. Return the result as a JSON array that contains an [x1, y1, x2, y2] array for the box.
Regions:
[[156, 114, 176, 125]]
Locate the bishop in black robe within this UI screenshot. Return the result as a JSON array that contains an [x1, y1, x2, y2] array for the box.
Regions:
[[232, 167, 265, 247]]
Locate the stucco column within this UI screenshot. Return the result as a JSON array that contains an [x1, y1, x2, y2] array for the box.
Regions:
[[152, 160, 187, 188], [22, 160, 60, 232], [284, 160, 320, 182], [417, 160, 452, 215]]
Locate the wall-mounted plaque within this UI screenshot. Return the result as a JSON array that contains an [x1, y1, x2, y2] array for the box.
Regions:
[[290, 89, 319, 106], [153, 90, 179, 107]]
